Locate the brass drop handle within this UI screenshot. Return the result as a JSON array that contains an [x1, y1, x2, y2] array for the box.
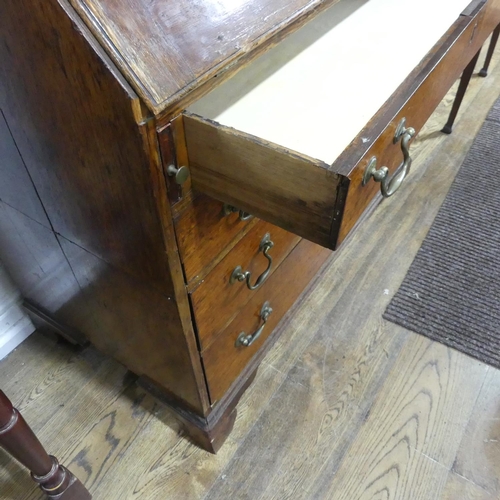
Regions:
[[362, 117, 416, 198], [223, 203, 253, 221], [167, 164, 190, 185], [230, 233, 274, 290], [235, 302, 273, 347]]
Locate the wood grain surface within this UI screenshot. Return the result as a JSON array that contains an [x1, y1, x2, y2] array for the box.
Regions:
[[335, 2, 498, 246], [69, 0, 343, 115], [184, 113, 341, 248], [0, 0, 212, 415], [184, 3, 498, 252], [311, 336, 487, 499], [1, 33, 499, 500], [452, 368, 500, 495], [191, 220, 300, 350], [0, 202, 96, 338], [0, 112, 50, 227], [174, 195, 258, 286], [58, 236, 206, 412], [442, 473, 495, 500], [0, 0, 173, 295], [203, 239, 330, 403]]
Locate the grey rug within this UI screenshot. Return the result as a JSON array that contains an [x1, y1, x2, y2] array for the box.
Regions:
[[383, 96, 500, 368]]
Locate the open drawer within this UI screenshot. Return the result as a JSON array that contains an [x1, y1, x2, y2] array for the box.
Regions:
[[182, 0, 498, 250]]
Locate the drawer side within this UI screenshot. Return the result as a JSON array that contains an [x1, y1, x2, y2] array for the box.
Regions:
[[184, 114, 343, 249]]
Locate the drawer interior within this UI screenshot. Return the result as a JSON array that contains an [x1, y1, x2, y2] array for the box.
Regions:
[[188, 0, 472, 164]]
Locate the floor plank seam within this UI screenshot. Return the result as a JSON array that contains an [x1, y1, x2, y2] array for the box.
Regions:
[[198, 361, 297, 500], [450, 470, 494, 495], [412, 448, 451, 471], [261, 360, 287, 376]]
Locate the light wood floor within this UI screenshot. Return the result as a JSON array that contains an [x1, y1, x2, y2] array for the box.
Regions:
[[2, 45, 500, 500]]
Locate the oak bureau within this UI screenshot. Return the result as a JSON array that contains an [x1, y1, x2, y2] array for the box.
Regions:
[[1, 0, 499, 452]]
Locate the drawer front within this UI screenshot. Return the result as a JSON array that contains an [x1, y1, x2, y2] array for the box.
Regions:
[[191, 220, 300, 350], [174, 195, 258, 284], [202, 239, 330, 404], [336, 1, 493, 245], [182, 1, 494, 252]]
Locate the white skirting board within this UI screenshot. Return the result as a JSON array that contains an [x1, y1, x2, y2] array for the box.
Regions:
[[0, 265, 35, 360]]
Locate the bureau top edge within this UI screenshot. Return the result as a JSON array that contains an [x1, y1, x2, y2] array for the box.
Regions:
[[68, 0, 485, 120], [67, 0, 353, 117]]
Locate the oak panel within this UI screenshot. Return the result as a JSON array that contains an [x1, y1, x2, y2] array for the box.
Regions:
[[0, 0, 173, 295], [203, 239, 330, 403], [184, 114, 342, 248], [174, 195, 258, 285], [70, 0, 343, 114], [0, 111, 49, 227], [191, 221, 300, 350], [57, 236, 205, 412]]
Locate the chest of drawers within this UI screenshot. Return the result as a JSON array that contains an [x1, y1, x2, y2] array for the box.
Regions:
[[1, 0, 499, 453]]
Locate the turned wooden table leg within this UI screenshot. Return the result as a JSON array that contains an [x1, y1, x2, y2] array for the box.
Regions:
[[442, 49, 481, 135], [479, 24, 500, 77], [0, 391, 91, 499]]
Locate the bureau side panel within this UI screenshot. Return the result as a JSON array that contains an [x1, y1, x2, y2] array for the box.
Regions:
[[0, 0, 170, 295], [0, 0, 208, 411], [0, 201, 96, 337], [0, 112, 50, 228], [57, 235, 207, 410]]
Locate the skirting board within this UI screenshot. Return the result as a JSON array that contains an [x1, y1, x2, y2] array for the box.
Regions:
[[0, 262, 35, 360], [0, 303, 35, 360]]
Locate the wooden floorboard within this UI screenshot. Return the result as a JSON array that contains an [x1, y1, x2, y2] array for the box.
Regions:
[[442, 471, 495, 500], [452, 367, 500, 496], [1, 44, 500, 500], [311, 336, 487, 499]]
